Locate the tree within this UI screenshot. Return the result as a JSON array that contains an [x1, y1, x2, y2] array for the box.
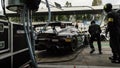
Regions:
[[92, 0, 102, 6], [10, 17, 20, 23], [65, 1, 72, 7]]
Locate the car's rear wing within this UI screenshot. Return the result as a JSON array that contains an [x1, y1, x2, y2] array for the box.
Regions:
[[33, 21, 72, 28]]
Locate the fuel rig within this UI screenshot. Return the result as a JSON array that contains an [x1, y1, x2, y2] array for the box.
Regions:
[[0, 0, 41, 68]]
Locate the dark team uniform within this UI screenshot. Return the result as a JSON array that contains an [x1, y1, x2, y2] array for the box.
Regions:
[[105, 10, 120, 63], [88, 21, 102, 54]]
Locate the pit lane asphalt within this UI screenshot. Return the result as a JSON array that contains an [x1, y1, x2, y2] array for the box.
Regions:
[[36, 41, 120, 68], [36, 44, 86, 63]]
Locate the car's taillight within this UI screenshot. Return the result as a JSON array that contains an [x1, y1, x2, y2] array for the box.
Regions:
[[65, 38, 71, 42]]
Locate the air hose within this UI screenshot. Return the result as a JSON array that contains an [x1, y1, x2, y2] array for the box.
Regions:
[[24, 0, 51, 67], [21, 7, 38, 68], [43, 0, 51, 31], [21, 0, 41, 68]]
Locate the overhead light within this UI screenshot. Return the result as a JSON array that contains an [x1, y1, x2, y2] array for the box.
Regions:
[[6, 0, 24, 12]]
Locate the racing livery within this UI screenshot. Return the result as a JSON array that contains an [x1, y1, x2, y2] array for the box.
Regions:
[[35, 22, 88, 52]]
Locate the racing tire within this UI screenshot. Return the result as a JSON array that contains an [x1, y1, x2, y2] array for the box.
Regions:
[[70, 36, 78, 52]]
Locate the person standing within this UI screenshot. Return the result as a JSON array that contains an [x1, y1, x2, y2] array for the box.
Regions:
[[103, 3, 120, 63], [75, 20, 79, 29], [88, 20, 102, 54]]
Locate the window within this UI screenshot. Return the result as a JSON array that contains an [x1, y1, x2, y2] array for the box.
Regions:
[[0, 1, 4, 16]]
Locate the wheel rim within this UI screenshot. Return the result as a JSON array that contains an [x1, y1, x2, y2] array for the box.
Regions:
[[71, 37, 77, 52]]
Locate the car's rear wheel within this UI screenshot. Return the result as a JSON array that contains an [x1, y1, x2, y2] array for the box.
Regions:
[[70, 36, 78, 52]]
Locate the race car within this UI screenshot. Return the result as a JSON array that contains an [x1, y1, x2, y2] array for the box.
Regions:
[[34, 22, 88, 52]]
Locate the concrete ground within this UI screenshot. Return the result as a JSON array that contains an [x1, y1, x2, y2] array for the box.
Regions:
[[37, 41, 120, 68]]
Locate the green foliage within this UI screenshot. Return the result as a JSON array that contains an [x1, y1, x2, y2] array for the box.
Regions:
[[92, 0, 102, 6], [10, 17, 20, 23]]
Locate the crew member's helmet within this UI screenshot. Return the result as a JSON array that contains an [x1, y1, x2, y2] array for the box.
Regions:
[[91, 20, 95, 24], [103, 3, 112, 13]]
